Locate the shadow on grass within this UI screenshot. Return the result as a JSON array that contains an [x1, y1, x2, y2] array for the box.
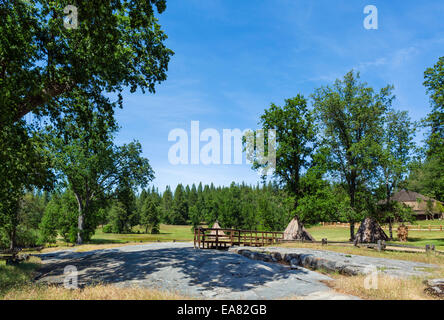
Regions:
[[0, 261, 40, 295]]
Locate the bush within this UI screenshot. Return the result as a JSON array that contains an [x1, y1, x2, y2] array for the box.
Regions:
[[102, 224, 113, 234], [151, 225, 160, 234], [15, 227, 40, 248]]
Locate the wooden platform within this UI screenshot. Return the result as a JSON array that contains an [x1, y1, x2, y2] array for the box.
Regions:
[[194, 227, 284, 249]]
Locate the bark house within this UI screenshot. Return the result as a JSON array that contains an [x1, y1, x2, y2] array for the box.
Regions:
[[283, 217, 315, 241], [378, 189, 443, 221]]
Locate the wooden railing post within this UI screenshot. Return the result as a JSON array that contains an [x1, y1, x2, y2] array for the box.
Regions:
[[197, 227, 201, 249], [216, 228, 219, 249]]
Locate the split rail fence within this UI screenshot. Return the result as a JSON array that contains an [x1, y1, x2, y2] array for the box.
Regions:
[[194, 228, 284, 249]]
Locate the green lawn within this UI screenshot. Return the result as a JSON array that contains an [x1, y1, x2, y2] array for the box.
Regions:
[[41, 222, 443, 252], [90, 224, 195, 244], [91, 223, 444, 250]]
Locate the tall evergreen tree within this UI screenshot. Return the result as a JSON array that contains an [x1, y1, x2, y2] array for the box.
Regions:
[[171, 184, 188, 225]]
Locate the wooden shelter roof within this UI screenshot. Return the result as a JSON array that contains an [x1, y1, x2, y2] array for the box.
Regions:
[[378, 189, 438, 205]]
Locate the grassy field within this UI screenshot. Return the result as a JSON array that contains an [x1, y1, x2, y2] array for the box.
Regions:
[[0, 257, 41, 297], [37, 222, 444, 253], [37, 224, 195, 253], [92, 224, 195, 243]]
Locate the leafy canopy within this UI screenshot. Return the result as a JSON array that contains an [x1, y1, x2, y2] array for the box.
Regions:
[[0, 0, 173, 127]]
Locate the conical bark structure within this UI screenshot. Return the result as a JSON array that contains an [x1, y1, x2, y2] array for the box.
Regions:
[[283, 217, 315, 241], [354, 217, 389, 243], [209, 220, 226, 236]]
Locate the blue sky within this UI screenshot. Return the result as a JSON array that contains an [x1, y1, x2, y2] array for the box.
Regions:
[[113, 0, 444, 191]]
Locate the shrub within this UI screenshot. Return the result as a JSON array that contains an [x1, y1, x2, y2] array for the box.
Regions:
[[102, 224, 113, 234]]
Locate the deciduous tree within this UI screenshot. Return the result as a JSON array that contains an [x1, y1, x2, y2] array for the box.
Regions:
[[313, 71, 394, 240]]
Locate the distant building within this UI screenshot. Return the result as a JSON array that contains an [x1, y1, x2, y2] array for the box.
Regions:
[[378, 189, 443, 220]]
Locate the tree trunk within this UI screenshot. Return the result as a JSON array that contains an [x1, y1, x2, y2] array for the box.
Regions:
[[386, 184, 393, 240], [388, 219, 393, 240], [77, 212, 84, 245], [349, 182, 356, 241], [349, 222, 355, 242], [74, 193, 84, 245], [9, 227, 16, 251], [9, 200, 20, 251]]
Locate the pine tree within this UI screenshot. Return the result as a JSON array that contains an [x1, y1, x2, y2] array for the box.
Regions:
[[141, 197, 160, 234], [171, 184, 188, 225], [161, 186, 173, 223]]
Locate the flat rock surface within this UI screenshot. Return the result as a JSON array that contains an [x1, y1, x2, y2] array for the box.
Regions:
[[35, 242, 357, 300], [229, 246, 438, 278]]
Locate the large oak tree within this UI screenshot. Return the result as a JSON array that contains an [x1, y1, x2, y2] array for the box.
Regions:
[[0, 0, 173, 128], [244, 95, 317, 239], [312, 71, 394, 240], [45, 92, 153, 244]]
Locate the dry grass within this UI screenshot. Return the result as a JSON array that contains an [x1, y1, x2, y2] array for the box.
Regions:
[[2, 284, 190, 300], [323, 272, 444, 300]]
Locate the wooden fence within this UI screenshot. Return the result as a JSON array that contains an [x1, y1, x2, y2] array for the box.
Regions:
[[194, 228, 284, 249]]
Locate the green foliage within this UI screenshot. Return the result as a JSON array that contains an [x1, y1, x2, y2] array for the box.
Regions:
[[246, 95, 316, 196], [140, 197, 160, 234], [242, 95, 318, 236], [153, 182, 293, 231], [113, 183, 138, 233], [0, 123, 53, 249], [102, 224, 113, 234], [160, 186, 173, 224], [313, 70, 395, 238], [408, 57, 444, 202], [38, 200, 60, 244], [171, 184, 188, 225], [108, 202, 129, 234], [44, 95, 154, 244], [0, 0, 173, 127], [39, 190, 80, 244]]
